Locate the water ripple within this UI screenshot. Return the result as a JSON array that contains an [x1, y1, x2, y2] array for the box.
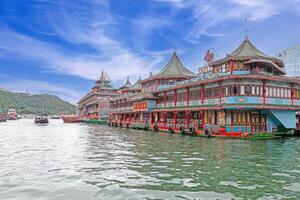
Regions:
[[0, 119, 300, 199]]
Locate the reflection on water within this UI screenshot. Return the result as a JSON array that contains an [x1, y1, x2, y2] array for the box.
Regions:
[[0, 119, 300, 199]]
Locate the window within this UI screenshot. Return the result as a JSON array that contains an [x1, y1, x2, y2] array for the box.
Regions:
[[241, 85, 245, 95], [287, 89, 291, 98], [167, 95, 174, 102], [177, 92, 186, 102], [245, 85, 252, 95], [157, 96, 164, 104], [232, 111, 251, 125], [252, 86, 256, 96], [213, 88, 219, 97], [222, 64, 226, 72]]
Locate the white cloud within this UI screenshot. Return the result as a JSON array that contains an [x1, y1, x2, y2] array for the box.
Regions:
[[155, 0, 300, 42], [0, 27, 159, 83], [0, 1, 166, 85]]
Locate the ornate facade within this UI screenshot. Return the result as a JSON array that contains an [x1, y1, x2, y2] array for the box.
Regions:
[[108, 38, 300, 138], [78, 71, 118, 120]]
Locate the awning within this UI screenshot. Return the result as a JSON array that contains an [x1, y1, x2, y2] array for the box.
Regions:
[[270, 110, 296, 129]]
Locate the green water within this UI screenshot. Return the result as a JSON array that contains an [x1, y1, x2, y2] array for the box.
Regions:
[[0, 119, 300, 199]]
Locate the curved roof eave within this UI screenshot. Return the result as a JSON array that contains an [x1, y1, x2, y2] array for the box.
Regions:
[[244, 59, 285, 75]]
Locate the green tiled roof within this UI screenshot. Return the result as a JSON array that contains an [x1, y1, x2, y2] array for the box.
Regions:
[[153, 52, 195, 78], [127, 78, 141, 91], [230, 38, 272, 58], [120, 76, 132, 89]]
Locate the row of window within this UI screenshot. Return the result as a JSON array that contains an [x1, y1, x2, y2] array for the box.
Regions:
[[112, 85, 300, 109], [157, 85, 295, 103], [111, 101, 133, 109], [231, 111, 266, 128]]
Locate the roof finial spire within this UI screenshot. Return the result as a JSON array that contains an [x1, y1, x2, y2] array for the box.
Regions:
[[244, 18, 249, 40]]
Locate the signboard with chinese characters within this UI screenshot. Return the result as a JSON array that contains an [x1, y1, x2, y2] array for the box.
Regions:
[[133, 100, 156, 112]]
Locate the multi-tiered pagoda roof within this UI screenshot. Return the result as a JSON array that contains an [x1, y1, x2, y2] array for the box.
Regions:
[[209, 37, 285, 75], [141, 52, 195, 83]]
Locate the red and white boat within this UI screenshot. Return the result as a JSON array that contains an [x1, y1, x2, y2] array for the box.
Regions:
[[61, 115, 80, 123], [0, 113, 8, 122]]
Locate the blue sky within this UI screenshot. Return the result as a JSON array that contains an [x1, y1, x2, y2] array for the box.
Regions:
[[0, 0, 300, 104]]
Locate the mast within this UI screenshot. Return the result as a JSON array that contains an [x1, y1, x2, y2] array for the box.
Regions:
[[244, 18, 249, 40]]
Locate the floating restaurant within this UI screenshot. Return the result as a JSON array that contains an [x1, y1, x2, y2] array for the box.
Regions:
[[77, 71, 119, 124], [107, 37, 300, 139]]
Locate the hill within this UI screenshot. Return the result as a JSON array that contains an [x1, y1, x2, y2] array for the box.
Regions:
[[0, 90, 76, 115]]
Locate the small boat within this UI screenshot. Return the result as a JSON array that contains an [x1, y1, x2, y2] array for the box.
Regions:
[[7, 109, 17, 120], [0, 113, 8, 122], [61, 115, 80, 123], [34, 114, 49, 124]]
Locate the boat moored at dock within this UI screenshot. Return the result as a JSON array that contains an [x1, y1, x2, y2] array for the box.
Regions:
[[0, 113, 8, 122], [61, 115, 81, 123]]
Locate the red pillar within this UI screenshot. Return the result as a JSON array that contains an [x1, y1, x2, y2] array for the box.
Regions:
[[262, 80, 266, 104], [174, 89, 177, 106], [202, 110, 205, 129], [164, 91, 167, 107], [201, 85, 204, 104], [230, 60, 234, 75], [164, 112, 167, 128], [186, 111, 190, 129], [186, 87, 190, 106], [291, 83, 294, 105], [155, 79, 158, 91], [174, 112, 177, 128]]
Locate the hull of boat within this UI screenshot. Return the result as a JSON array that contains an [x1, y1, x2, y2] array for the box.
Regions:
[[8, 117, 17, 120], [34, 119, 49, 124], [86, 119, 107, 125], [61, 115, 80, 123]]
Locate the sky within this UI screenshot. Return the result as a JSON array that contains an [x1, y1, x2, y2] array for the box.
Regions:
[[0, 0, 300, 104]]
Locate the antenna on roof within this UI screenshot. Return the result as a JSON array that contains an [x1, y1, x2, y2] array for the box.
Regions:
[[244, 18, 249, 40]]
